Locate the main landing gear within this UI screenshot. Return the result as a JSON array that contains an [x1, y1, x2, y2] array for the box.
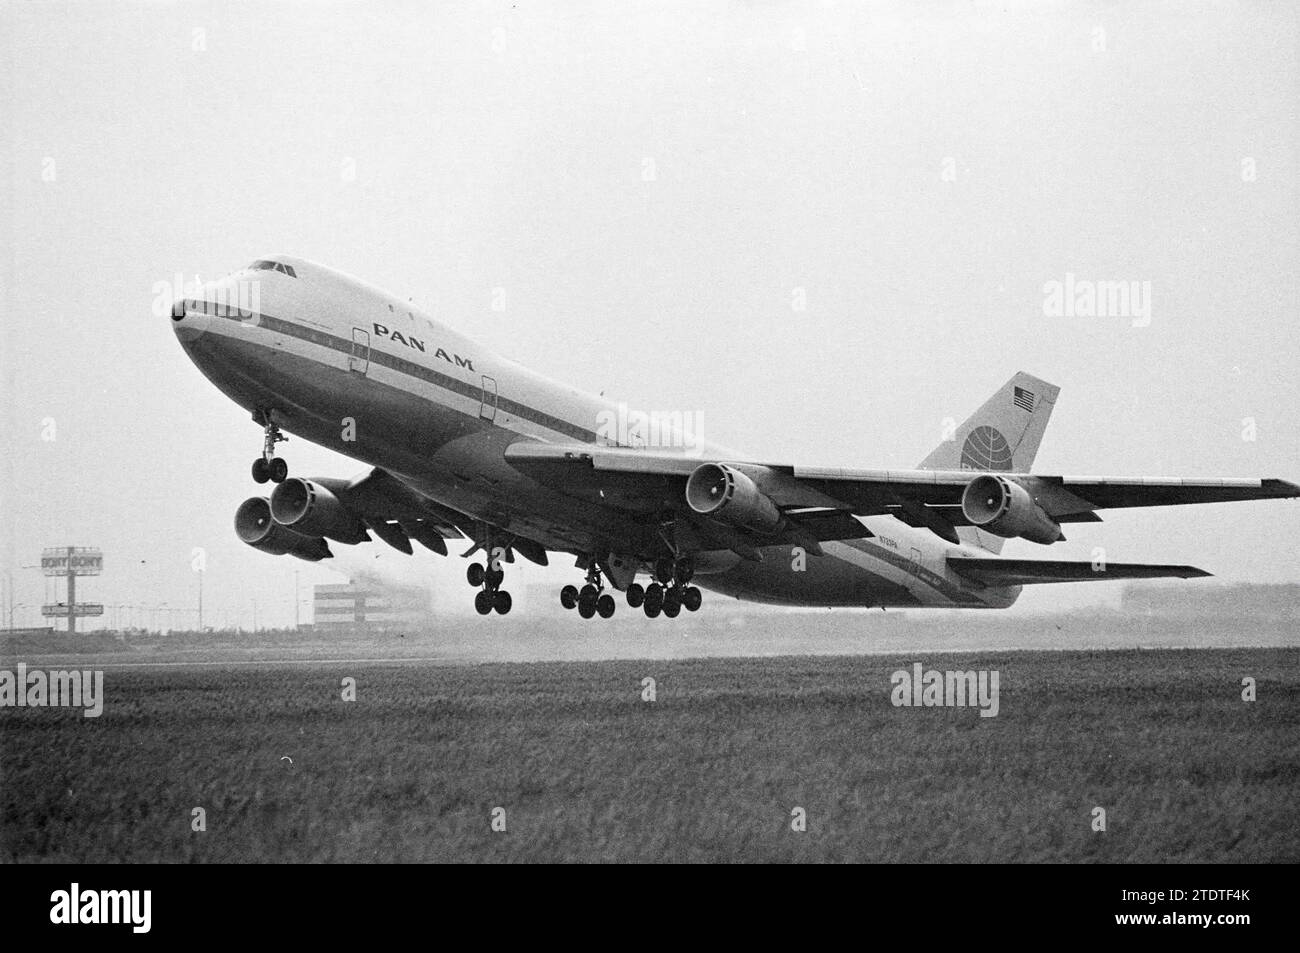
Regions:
[[467, 559, 512, 615], [560, 564, 616, 620], [626, 556, 702, 619], [562, 556, 703, 620], [250, 412, 289, 484]]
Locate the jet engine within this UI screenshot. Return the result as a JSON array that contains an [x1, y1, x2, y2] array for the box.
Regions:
[[685, 463, 783, 534], [270, 478, 369, 544], [235, 497, 332, 561], [960, 474, 1063, 544]]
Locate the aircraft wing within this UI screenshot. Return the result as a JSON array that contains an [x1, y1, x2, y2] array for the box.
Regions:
[[1007, 476, 1300, 511], [333, 469, 560, 565], [947, 557, 1211, 587], [504, 441, 1299, 513], [503, 441, 1299, 547], [307, 468, 469, 556]]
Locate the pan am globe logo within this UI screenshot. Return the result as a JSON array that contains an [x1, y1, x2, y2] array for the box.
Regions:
[[960, 426, 1013, 471]]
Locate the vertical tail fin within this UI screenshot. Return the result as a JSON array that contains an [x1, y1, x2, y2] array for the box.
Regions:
[[918, 371, 1060, 553]]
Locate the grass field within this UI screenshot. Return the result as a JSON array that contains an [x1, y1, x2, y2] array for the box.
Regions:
[[2, 649, 1298, 862]]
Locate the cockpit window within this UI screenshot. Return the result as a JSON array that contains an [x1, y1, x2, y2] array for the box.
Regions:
[[248, 259, 297, 278]]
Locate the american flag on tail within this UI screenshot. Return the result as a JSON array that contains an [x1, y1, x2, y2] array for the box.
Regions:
[[1012, 385, 1035, 412]]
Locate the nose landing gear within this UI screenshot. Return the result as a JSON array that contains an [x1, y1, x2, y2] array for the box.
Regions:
[[250, 412, 289, 484]]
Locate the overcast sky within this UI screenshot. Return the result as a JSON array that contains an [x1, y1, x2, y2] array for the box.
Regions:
[[2, 1, 1297, 629]]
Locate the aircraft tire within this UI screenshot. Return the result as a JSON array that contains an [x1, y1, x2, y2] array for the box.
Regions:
[[644, 583, 663, 614], [683, 586, 702, 612], [596, 594, 615, 618]]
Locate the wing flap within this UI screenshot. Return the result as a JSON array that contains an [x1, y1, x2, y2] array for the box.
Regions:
[[948, 557, 1212, 587]]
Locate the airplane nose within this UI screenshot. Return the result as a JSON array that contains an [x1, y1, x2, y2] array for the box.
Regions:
[[170, 296, 207, 343]]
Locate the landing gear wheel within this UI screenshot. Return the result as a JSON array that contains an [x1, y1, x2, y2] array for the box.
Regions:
[[643, 600, 661, 619], [654, 558, 675, 585], [494, 590, 512, 615], [467, 563, 486, 587], [682, 586, 702, 612], [676, 558, 695, 584], [268, 457, 288, 483], [474, 591, 493, 615], [662, 587, 682, 616], [578, 600, 596, 620], [560, 585, 579, 610], [579, 584, 599, 604], [251, 458, 270, 484], [626, 583, 645, 608], [644, 583, 664, 615], [596, 594, 615, 619]]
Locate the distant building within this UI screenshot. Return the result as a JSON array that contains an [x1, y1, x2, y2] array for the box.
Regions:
[[313, 579, 429, 632]]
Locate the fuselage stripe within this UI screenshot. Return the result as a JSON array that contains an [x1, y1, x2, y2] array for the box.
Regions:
[[840, 537, 983, 605], [187, 301, 597, 442]]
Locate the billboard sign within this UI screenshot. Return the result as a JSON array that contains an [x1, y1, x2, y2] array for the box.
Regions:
[[41, 603, 105, 617], [41, 548, 103, 576]]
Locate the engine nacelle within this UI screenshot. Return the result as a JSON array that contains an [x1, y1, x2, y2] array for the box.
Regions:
[[235, 497, 332, 561], [960, 474, 1063, 544], [685, 463, 783, 534], [270, 478, 369, 544]]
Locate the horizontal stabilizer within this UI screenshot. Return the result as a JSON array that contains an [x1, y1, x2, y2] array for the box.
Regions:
[[948, 557, 1211, 587]]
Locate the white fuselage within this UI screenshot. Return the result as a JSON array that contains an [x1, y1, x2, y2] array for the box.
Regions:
[[172, 256, 1018, 609]]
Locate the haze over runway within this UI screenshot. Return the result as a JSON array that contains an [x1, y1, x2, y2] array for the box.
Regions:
[[2, 2, 1297, 630]]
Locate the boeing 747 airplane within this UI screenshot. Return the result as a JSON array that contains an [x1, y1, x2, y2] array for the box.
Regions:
[[171, 256, 1299, 618]]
